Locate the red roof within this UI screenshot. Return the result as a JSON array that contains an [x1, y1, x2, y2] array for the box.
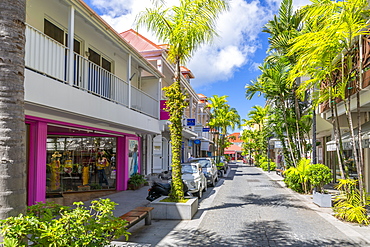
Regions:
[[228, 132, 243, 143], [224, 144, 242, 153], [120, 29, 165, 52]]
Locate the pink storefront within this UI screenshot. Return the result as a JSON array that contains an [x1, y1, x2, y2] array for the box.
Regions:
[[26, 116, 141, 206]]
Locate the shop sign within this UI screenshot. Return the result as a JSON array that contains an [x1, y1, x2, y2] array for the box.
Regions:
[[194, 139, 201, 144], [187, 119, 195, 126], [160, 100, 170, 120], [194, 125, 203, 132], [202, 128, 210, 132]]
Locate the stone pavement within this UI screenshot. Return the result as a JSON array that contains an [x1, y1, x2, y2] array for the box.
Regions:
[[90, 162, 370, 246]]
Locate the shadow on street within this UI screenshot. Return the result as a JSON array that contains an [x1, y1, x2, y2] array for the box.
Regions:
[[157, 219, 361, 247]]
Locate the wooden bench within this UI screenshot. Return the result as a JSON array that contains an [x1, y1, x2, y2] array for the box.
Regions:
[[119, 206, 154, 229], [275, 168, 284, 177]]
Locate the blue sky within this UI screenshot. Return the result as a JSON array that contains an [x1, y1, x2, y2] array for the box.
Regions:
[[83, 0, 311, 131]]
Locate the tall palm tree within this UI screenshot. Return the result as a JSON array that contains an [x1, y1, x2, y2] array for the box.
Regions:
[[288, 0, 369, 198], [247, 0, 311, 167], [207, 95, 240, 162], [136, 0, 229, 201], [207, 95, 228, 159], [0, 0, 27, 219]]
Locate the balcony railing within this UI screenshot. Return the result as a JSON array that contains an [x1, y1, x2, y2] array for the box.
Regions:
[[25, 24, 158, 118]]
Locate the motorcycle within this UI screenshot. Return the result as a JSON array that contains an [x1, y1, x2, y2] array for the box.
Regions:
[[146, 181, 190, 201], [146, 182, 171, 201]]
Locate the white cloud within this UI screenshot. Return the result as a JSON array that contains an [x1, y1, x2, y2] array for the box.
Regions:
[[87, 0, 311, 88], [188, 0, 275, 87]]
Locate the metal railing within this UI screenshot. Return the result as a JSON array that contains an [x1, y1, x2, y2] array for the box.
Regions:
[[25, 24, 158, 118]]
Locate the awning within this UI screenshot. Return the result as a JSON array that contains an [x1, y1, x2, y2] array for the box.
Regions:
[[182, 128, 198, 139], [224, 144, 242, 154]]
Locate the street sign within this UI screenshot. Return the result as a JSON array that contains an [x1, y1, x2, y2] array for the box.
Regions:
[[194, 139, 201, 144], [202, 128, 210, 132], [187, 119, 195, 126]]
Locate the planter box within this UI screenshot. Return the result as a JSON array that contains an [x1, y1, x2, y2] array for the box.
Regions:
[[128, 183, 144, 190], [313, 191, 332, 208], [149, 196, 198, 220]]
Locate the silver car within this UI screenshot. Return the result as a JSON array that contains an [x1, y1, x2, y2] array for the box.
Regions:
[[190, 158, 218, 187], [181, 162, 207, 198]]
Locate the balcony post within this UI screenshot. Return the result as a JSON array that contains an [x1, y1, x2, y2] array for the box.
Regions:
[[157, 59, 162, 119], [67, 5, 75, 85], [128, 54, 132, 108]]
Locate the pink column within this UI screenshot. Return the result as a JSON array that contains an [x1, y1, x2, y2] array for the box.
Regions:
[[27, 121, 47, 205], [116, 136, 126, 191]]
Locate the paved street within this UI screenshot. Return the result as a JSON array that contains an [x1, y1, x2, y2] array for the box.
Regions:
[[190, 164, 368, 246], [114, 162, 370, 247]]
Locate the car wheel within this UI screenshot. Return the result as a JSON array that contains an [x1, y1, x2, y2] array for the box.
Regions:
[[197, 186, 203, 198], [203, 182, 207, 192], [218, 170, 224, 178]]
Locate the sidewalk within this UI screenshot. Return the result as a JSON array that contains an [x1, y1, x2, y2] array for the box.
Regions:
[[91, 163, 370, 246], [263, 168, 370, 245]]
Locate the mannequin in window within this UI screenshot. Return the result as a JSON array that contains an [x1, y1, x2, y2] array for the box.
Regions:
[[96, 153, 109, 187], [50, 151, 62, 191]]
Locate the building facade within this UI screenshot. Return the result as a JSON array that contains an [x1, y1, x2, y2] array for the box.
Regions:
[[25, 0, 163, 205], [121, 30, 214, 173]]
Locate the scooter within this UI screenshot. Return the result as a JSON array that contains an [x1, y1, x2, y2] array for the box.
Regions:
[[146, 182, 171, 201], [146, 181, 190, 201]]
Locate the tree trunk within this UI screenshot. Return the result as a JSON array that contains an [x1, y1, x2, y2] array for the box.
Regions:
[[0, 0, 27, 219], [167, 61, 187, 201]]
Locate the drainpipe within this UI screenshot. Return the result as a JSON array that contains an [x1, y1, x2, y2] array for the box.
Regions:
[[67, 5, 75, 85]]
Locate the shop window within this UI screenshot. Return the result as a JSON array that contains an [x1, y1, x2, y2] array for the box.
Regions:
[[46, 136, 117, 195]]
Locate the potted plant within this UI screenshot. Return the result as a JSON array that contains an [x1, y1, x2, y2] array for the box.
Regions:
[[308, 163, 333, 207], [128, 173, 147, 190]]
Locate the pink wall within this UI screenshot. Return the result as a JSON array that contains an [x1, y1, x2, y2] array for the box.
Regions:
[[27, 120, 47, 205], [26, 115, 140, 205]]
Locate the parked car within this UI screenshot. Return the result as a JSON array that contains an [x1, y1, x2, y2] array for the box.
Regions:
[[189, 158, 218, 187], [212, 156, 229, 177], [181, 162, 207, 198]]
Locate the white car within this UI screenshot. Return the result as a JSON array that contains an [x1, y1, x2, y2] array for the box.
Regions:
[[190, 158, 218, 187], [181, 162, 207, 198]]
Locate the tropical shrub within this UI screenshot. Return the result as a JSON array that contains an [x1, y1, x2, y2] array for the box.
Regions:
[[333, 179, 370, 225], [260, 161, 276, 171], [307, 163, 332, 193], [283, 171, 304, 193], [0, 199, 130, 246], [128, 173, 147, 186], [283, 158, 311, 193], [254, 154, 266, 167]]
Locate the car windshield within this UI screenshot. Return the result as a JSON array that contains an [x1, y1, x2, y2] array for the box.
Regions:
[[193, 160, 211, 168], [181, 164, 198, 174], [190, 159, 212, 168]]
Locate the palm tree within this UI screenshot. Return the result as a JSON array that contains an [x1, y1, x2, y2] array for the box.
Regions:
[[288, 0, 369, 198], [136, 0, 229, 201], [0, 0, 27, 219], [246, 0, 312, 167], [243, 105, 271, 165], [207, 95, 240, 163]]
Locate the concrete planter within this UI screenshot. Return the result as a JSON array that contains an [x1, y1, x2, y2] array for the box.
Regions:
[[149, 196, 198, 220], [313, 191, 332, 208]]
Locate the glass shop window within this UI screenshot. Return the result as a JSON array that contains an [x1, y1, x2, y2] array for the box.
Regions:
[[46, 136, 117, 195]]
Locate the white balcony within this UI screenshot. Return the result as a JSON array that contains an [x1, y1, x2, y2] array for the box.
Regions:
[[25, 24, 158, 118]]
